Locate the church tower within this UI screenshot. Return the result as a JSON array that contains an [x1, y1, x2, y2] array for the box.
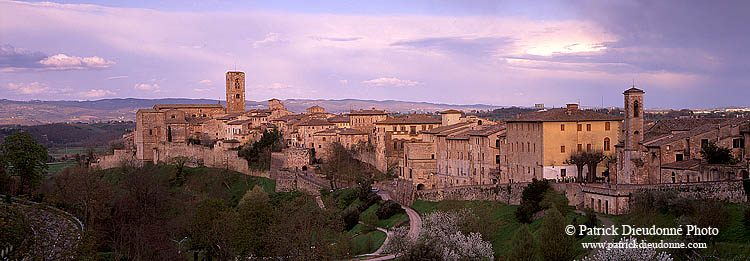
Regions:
[[623, 86, 644, 150], [225, 71, 245, 114]]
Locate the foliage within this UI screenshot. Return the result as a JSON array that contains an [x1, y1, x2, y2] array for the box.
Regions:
[[168, 156, 190, 185], [361, 208, 379, 232], [515, 178, 550, 223], [700, 141, 737, 165], [508, 224, 535, 261], [400, 238, 443, 260], [581, 236, 673, 261], [745, 204, 750, 229], [0, 122, 134, 148], [342, 207, 362, 231], [419, 210, 494, 260], [0, 132, 48, 194], [238, 128, 283, 170], [0, 205, 33, 259], [540, 190, 570, 216], [321, 142, 383, 189], [383, 226, 412, 257], [469, 107, 539, 121], [377, 200, 405, 220], [537, 208, 576, 261], [584, 207, 599, 228], [565, 151, 605, 182]]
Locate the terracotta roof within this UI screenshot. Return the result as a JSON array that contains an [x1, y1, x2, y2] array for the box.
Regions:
[[328, 115, 350, 123], [646, 118, 729, 136], [216, 113, 242, 120], [297, 118, 335, 126], [506, 108, 622, 122], [623, 87, 645, 94], [661, 159, 701, 170], [248, 113, 270, 118], [467, 124, 507, 136], [349, 109, 387, 115], [422, 121, 474, 134], [375, 115, 441, 125], [227, 119, 252, 125], [642, 118, 750, 147], [338, 129, 368, 135], [154, 104, 224, 109], [440, 109, 463, 114], [186, 117, 210, 125], [314, 129, 338, 135]]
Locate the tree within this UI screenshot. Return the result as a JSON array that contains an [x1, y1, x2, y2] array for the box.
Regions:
[[0, 132, 48, 194], [564, 152, 587, 182], [581, 237, 672, 261], [540, 190, 570, 216], [508, 224, 535, 261], [565, 151, 604, 182], [382, 226, 412, 257], [419, 210, 494, 260], [537, 208, 576, 261], [515, 178, 550, 223], [85, 145, 95, 168], [238, 128, 283, 170], [700, 141, 736, 164], [169, 156, 190, 185]]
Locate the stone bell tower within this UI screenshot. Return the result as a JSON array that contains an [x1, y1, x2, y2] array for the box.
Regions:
[[225, 71, 245, 114], [619, 85, 644, 184]]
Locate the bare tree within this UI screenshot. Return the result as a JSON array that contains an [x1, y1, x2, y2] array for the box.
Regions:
[[565, 151, 605, 182]]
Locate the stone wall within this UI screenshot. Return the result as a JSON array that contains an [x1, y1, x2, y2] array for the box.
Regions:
[[416, 183, 530, 205], [94, 149, 141, 170], [154, 142, 249, 175]]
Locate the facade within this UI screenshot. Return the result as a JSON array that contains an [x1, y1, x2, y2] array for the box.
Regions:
[[505, 103, 622, 182], [225, 72, 246, 114], [350, 109, 388, 132]]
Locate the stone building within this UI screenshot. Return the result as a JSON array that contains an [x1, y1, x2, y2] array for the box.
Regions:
[[440, 109, 463, 126], [349, 109, 388, 132], [225, 72, 245, 114], [505, 103, 622, 183], [328, 115, 351, 129], [615, 86, 750, 184], [306, 105, 325, 114]]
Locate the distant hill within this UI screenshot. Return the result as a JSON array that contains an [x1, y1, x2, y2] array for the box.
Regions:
[[0, 121, 135, 148], [0, 98, 504, 125]]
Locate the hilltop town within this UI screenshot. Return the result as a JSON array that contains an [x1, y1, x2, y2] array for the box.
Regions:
[[94, 71, 750, 216]]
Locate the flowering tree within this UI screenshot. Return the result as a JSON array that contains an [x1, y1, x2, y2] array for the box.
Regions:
[[382, 226, 412, 257], [418, 210, 494, 260], [580, 236, 673, 261]]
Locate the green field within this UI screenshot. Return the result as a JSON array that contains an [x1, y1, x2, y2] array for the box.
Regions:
[[411, 200, 599, 260], [46, 162, 76, 175]]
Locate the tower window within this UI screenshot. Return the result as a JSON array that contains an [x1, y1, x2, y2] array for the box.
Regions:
[[235, 94, 240, 99], [604, 137, 611, 151], [633, 100, 640, 118], [605, 122, 611, 131]]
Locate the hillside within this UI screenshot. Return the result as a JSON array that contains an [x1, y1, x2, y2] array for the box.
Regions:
[[0, 121, 134, 148], [0, 98, 502, 125]]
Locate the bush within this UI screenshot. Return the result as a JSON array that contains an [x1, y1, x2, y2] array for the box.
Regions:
[[515, 179, 550, 223], [376, 200, 404, 220], [508, 224, 535, 261], [343, 207, 361, 231], [584, 207, 599, 228], [361, 210, 379, 232], [538, 208, 576, 261], [744, 204, 750, 229], [540, 190, 569, 216]]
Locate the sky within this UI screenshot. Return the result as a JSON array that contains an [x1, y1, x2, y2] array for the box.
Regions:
[[1, 0, 748, 109]]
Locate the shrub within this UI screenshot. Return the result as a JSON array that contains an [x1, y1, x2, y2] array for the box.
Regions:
[[508, 224, 535, 261], [343, 207, 361, 231], [515, 179, 550, 223], [744, 204, 750, 229], [582, 237, 673, 261], [362, 210, 379, 232], [540, 190, 569, 216], [537, 208, 576, 261], [584, 207, 599, 228], [376, 200, 404, 220]]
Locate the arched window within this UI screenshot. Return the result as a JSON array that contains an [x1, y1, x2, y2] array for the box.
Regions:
[[235, 94, 240, 99], [604, 137, 611, 151], [671, 172, 676, 183], [633, 100, 640, 118]]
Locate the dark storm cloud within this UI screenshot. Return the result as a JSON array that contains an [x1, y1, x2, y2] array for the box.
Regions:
[[0, 44, 46, 71]]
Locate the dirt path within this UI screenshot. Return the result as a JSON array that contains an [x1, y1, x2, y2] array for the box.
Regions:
[[377, 191, 421, 242]]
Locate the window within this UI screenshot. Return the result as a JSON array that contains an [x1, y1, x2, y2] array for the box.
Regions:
[[577, 144, 582, 152], [701, 139, 709, 148], [392, 126, 397, 131], [561, 124, 565, 131], [526, 142, 530, 152], [605, 122, 611, 131], [676, 154, 683, 161], [171, 115, 175, 118], [235, 94, 240, 99], [496, 155, 500, 164], [577, 124, 582, 131], [561, 146, 565, 153], [322, 137, 326, 141], [586, 124, 591, 131], [496, 139, 500, 147], [672, 172, 676, 183], [149, 129, 153, 135], [587, 144, 591, 152], [733, 138, 745, 148], [633, 100, 640, 118], [561, 169, 567, 177], [604, 137, 611, 151]]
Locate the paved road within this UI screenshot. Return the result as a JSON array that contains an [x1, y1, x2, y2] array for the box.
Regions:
[[377, 191, 421, 242]]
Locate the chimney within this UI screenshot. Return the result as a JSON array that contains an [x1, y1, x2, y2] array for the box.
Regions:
[[566, 103, 579, 110]]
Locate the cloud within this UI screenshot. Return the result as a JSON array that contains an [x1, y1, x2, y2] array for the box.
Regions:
[[81, 89, 115, 98], [252, 33, 287, 48], [5, 82, 71, 95], [134, 83, 160, 92], [0, 44, 115, 72], [199, 79, 212, 85], [257, 83, 291, 89], [339, 79, 348, 85], [39, 54, 115, 70], [391, 37, 513, 57], [192, 88, 212, 92], [105, 75, 128, 80], [310, 36, 362, 42], [363, 77, 422, 87]]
